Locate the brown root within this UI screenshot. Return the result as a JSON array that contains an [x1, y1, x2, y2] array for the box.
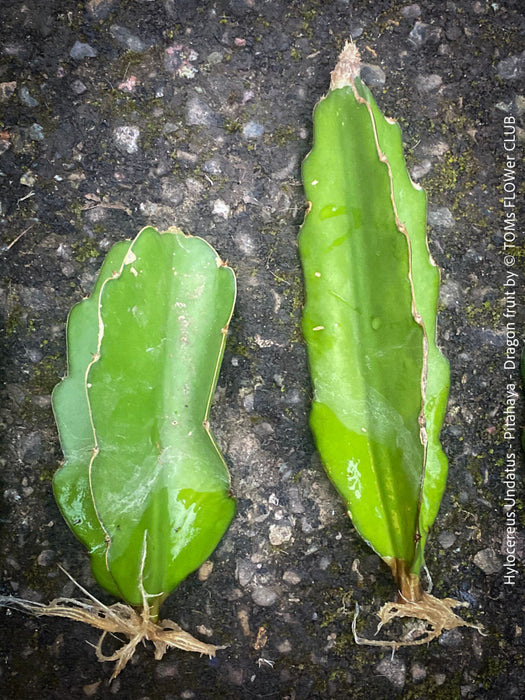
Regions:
[[0, 580, 222, 680], [352, 591, 485, 649]]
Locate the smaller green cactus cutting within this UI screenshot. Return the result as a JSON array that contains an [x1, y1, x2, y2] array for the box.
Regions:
[[300, 44, 480, 644], [3, 226, 236, 677]]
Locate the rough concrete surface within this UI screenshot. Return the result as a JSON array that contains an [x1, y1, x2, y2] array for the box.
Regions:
[[0, 1, 524, 698]]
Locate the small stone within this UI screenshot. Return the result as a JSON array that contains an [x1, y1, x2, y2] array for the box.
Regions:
[[19, 86, 39, 107], [0, 81, 17, 102], [408, 21, 442, 48], [28, 123, 44, 141], [185, 96, 221, 127], [86, 0, 118, 20], [251, 586, 278, 607], [37, 549, 56, 567], [438, 628, 464, 648], [376, 657, 406, 690], [474, 547, 502, 575], [83, 681, 102, 697], [401, 4, 421, 20], [420, 140, 449, 157], [428, 206, 454, 228], [319, 555, 331, 571], [276, 639, 292, 653], [359, 63, 386, 86], [203, 157, 222, 174], [71, 80, 87, 95], [109, 25, 146, 53], [160, 178, 184, 206], [243, 121, 264, 139], [162, 122, 178, 136], [164, 44, 199, 78], [4, 489, 21, 504], [411, 159, 432, 179], [416, 74, 442, 92], [515, 95, 525, 117], [69, 41, 98, 60], [269, 523, 292, 546], [118, 75, 139, 92], [411, 662, 426, 682], [113, 125, 140, 154], [207, 51, 223, 65], [198, 560, 213, 582], [212, 198, 230, 219], [445, 24, 462, 41], [438, 531, 456, 549], [17, 431, 42, 461], [497, 51, 525, 81], [236, 559, 256, 587], [283, 570, 301, 585]]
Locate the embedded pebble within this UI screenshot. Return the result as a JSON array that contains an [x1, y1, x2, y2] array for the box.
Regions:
[[428, 206, 454, 228], [408, 21, 442, 48], [473, 547, 502, 575], [236, 559, 256, 587], [445, 24, 463, 41], [113, 125, 140, 154], [86, 0, 118, 20], [251, 586, 278, 607], [4, 489, 21, 504], [71, 80, 87, 95], [212, 198, 230, 219], [37, 549, 56, 567], [164, 44, 199, 78], [402, 4, 421, 20], [411, 662, 427, 682], [359, 63, 386, 86], [514, 94, 525, 116], [269, 523, 292, 546], [109, 25, 146, 53], [28, 123, 44, 141], [376, 657, 406, 689], [70, 41, 98, 59], [497, 51, 525, 81], [411, 159, 431, 179], [160, 178, 184, 206], [83, 681, 102, 697], [282, 570, 301, 585], [438, 531, 456, 549], [416, 74, 443, 92], [243, 121, 265, 139], [185, 96, 221, 127], [17, 431, 42, 461], [203, 158, 222, 174], [207, 51, 223, 65], [198, 560, 214, 581], [438, 628, 464, 648], [19, 86, 39, 107], [0, 81, 17, 102]]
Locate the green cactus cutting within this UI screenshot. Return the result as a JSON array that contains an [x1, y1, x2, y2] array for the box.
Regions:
[[3, 226, 236, 676], [300, 44, 480, 644]]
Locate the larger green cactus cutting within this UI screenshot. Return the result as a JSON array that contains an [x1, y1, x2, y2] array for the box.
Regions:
[[300, 44, 478, 643], [3, 226, 236, 676]]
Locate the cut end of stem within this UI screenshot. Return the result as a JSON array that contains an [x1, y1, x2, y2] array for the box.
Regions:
[[352, 591, 485, 649], [330, 42, 361, 91], [0, 595, 222, 680]]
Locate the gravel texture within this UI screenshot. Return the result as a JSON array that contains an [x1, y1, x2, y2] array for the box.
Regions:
[[0, 1, 524, 698]]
